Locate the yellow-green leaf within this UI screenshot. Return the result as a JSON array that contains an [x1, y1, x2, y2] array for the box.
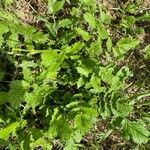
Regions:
[[84, 12, 96, 29], [0, 122, 20, 139]]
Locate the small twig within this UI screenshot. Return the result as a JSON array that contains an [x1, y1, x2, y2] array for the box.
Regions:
[[0, 81, 11, 83], [138, 7, 150, 13], [4, 104, 15, 112], [109, 7, 120, 10], [27, 2, 37, 13]]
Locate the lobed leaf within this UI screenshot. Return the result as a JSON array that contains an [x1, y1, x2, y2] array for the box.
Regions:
[[84, 12, 96, 29], [122, 119, 150, 144]]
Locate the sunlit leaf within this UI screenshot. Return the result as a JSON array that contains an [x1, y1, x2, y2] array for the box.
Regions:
[[0, 122, 20, 139], [75, 27, 90, 41], [122, 119, 150, 144], [113, 37, 139, 58], [84, 12, 96, 29]]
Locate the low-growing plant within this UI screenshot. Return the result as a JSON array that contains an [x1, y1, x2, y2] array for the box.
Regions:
[[0, 0, 149, 149]]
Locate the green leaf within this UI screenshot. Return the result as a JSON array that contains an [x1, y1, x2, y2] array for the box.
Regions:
[[64, 138, 78, 150], [74, 107, 97, 134], [0, 92, 8, 105], [18, 128, 30, 150], [48, 108, 59, 138], [79, 0, 96, 10], [0, 139, 8, 148], [0, 122, 20, 139], [70, 7, 81, 16], [77, 58, 96, 77], [8, 80, 25, 108], [101, 101, 111, 119], [74, 113, 93, 134], [0, 71, 5, 80], [7, 33, 19, 48], [57, 19, 72, 29], [10, 24, 35, 37], [99, 66, 114, 84], [121, 16, 136, 28], [0, 23, 9, 36], [25, 83, 52, 108], [143, 44, 150, 59], [60, 120, 72, 141], [76, 67, 89, 77], [116, 101, 133, 117], [137, 13, 150, 21], [30, 137, 52, 150], [125, 3, 139, 14], [110, 66, 130, 92], [98, 24, 108, 39], [19, 61, 37, 68], [48, 0, 65, 14], [22, 68, 34, 83], [75, 27, 90, 41], [87, 74, 105, 93], [45, 51, 65, 79], [122, 119, 150, 144], [64, 42, 85, 54], [111, 99, 133, 117], [106, 37, 112, 51], [41, 50, 58, 67], [109, 76, 121, 92], [66, 101, 82, 111], [0, 22, 9, 46], [31, 32, 48, 43], [3, 0, 13, 6], [0, 12, 19, 25], [84, 12, 96, 29], [117, 38, 139, 49], [77, 77, 85, 88], [113, 37, 139, 58], [73, 130, 83, 143], [70, 42, 85, 54], [99, 10, 111, 24], [87, 37, 102, 57]]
